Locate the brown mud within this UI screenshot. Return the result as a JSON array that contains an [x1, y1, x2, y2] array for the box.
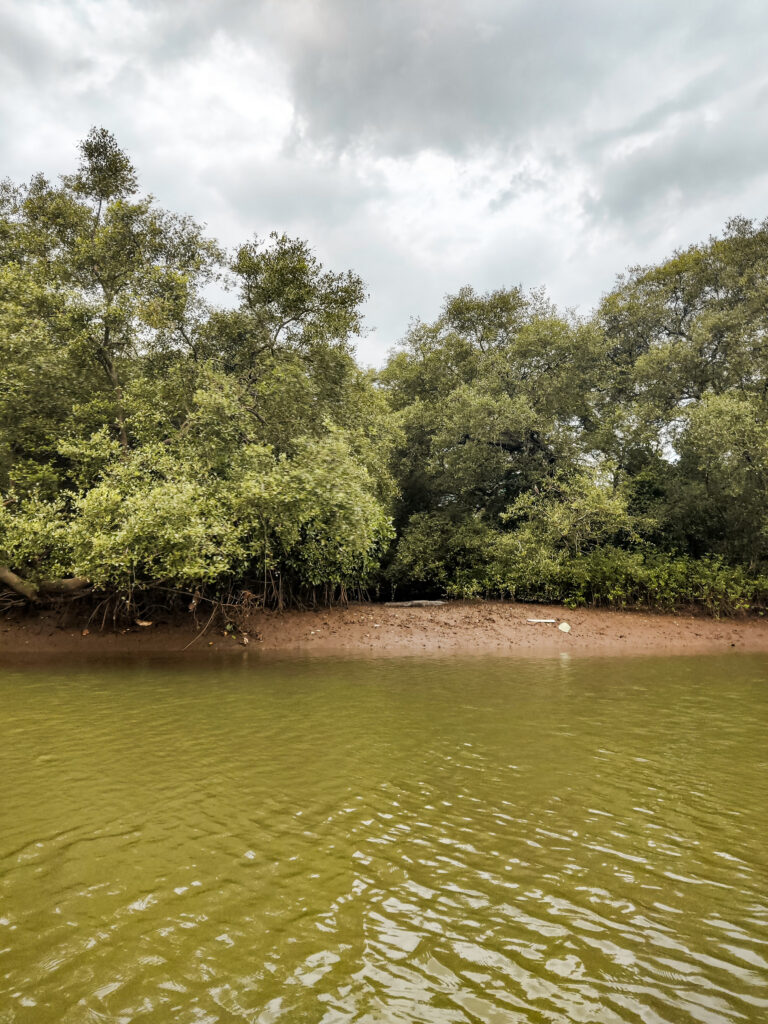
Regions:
[[3, 601, 768, 661]]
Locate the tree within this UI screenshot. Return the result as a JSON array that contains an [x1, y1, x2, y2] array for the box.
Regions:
[[595, 217, 768, 568], [379, 286, 605, 595], [1, 127, 219, 459], [0, 131, 395, 610], [3, 130, 768, 615]]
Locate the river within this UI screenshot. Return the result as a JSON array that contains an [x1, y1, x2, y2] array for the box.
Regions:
[[1, 654, 767, 1022]]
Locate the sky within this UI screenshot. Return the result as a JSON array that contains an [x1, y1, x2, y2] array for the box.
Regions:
[[2, 0, 767, 365]]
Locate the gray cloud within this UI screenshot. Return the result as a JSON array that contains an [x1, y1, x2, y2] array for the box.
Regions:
[[585, 77, 768, 228], [279, 0, 655, 155], [1, 0, 767, 363], [275, 0, 765, 154]]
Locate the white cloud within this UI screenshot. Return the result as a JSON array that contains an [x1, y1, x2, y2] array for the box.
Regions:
[[2, 0, 767, 364]]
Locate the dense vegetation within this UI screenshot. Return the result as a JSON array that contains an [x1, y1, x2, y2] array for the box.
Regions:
[[2, 131, 768, 616]]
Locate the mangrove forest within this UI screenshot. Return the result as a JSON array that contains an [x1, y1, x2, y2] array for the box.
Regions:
[[2, 129, 768, 616]]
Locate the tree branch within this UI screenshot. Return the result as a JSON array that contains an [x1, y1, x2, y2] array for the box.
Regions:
[[0, 566, 40, 602], [0, 567, 91, 602]]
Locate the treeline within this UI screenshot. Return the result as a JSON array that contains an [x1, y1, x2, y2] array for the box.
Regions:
[[2, 130, 768, 616]]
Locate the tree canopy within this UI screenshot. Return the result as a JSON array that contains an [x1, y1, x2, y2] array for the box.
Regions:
[[2, 130, 767, 616]]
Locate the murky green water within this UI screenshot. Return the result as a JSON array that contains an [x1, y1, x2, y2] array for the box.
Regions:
[[1, 655, 767, 1023]]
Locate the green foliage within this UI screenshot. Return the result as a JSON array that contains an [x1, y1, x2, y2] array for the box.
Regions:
[[0, 130, 393, 606], [2, 132, 768, 614], [381, 222, 768, 612], [50, 432, 391, 594], [64, 126, 138, 203], [0, 494, 73, 581]]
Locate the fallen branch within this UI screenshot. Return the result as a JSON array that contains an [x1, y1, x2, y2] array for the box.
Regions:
[[385, 600, 446, 607], [182, 604, 218, 650], [0, 566, 90, 603], [0, 566, 39, 602]]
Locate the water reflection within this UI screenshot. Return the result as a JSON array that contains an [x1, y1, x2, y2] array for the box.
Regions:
[[1, 655, 767, 1022]]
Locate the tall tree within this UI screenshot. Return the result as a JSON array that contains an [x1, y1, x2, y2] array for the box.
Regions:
[[1, 127, 219, 461]]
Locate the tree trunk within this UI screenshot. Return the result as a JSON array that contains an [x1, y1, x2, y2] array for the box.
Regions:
[[100, 325, 129, 452], [0, 566, 39, 602], [106, 362, 129, 452], [0, 567, 90, 603]]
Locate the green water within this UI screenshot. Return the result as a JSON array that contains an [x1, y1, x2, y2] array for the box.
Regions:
[[1, 655, 767, 1023]]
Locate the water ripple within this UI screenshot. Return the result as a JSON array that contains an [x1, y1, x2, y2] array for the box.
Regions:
[[0, 654, 766, 1022]]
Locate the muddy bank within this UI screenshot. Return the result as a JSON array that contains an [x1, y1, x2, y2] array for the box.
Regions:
[[3, 601, 768, 661]]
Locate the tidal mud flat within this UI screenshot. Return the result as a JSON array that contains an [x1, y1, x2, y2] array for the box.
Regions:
[[3, 601, 768, 660]]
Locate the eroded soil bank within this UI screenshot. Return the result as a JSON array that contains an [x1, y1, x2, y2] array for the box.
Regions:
[[3, 601, 768, 660]]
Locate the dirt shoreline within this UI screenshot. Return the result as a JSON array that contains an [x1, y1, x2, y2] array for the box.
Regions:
[[3, 601, 768, 661]]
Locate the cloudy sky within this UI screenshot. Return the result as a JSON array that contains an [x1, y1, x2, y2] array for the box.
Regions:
[[2, 0, 767, 364]]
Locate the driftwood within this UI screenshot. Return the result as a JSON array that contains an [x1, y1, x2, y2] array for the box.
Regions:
[[385, 600, 446, 607], [0, 566, 90, 603]]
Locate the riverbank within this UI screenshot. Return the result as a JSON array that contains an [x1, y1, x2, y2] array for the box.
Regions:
[[3, 601, 768, 660]]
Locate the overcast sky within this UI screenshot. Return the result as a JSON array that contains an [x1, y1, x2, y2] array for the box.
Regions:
[[2, 0, 767, 364]]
